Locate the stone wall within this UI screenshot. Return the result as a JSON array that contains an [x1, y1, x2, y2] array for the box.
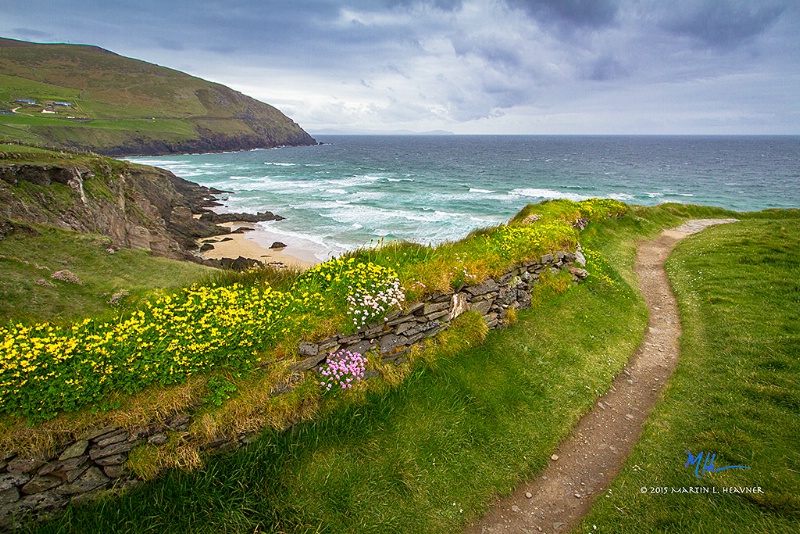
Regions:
[[292, 249, 586, 372], [0, 247, 586, 529]]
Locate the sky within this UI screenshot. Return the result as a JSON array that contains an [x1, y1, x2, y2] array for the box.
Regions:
[[2, 0, 799, 135]]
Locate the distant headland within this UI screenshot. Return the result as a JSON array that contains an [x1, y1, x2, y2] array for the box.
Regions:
[[0, 37, 316, 156]]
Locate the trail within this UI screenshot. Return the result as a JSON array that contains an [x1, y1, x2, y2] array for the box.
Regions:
[[466, 219, 738, 534]]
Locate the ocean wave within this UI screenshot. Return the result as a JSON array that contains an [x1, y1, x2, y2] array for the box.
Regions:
[[509, 188, 589, 201], [469, 188, 495, 194], [264, 162, 297, 166]]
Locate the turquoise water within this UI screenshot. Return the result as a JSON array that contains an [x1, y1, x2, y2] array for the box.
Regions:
[[129, 135, 800, 261]]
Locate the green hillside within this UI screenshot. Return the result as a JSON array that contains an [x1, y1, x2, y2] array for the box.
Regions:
[[0, 37, 316, 155]]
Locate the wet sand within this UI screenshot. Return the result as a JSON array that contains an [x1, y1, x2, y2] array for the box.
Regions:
[[198, 222, 319, 269]]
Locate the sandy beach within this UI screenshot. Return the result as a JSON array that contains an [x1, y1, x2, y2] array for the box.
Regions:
[[197, 222, 319, 269]]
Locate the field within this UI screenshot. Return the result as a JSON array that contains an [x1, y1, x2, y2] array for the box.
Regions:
[[579, 218, 800, 533], [2, 200, 797, 532]]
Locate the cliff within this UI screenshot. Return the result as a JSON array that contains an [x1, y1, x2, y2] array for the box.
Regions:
[[0, 145, 277, 262], [0, 37, 316, 155]]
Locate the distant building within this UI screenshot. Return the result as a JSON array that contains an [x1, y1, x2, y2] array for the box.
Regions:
[[0, 110, 13, 115], [15, 99, 36, 105], [53, 101, 73, 107], [41, 109, 56, 114]]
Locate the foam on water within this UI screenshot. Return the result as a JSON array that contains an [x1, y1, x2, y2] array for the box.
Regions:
[[127, 135, 800, 258]]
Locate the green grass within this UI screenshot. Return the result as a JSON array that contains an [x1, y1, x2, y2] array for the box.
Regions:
[[0, 224, 211, 324], [0, 38, 315, 154], [578, 218, 800, 533], [12, 204, 799, 532], [27, 206, 655, 533]]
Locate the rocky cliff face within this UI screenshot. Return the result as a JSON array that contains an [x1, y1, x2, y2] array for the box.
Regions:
[[0, 156, 256, 262]]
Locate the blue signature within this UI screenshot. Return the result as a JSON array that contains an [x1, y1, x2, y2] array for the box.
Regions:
[[685, 451, 750, 479]]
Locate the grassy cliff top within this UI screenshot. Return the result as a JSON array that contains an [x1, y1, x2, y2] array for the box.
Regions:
[[0, 37, 316, 155]]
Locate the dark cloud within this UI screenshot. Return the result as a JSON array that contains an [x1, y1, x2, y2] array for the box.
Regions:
[[385, 0, 463, 10], [506, 0, 618, 28], [1, 0, 798, 133], [585, 56, 627, 81], [657, 0, 789, 48]]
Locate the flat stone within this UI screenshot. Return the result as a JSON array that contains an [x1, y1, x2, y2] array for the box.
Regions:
[[95, 431, 128, 448], [541, 253, 555, 264], [421, 302, 449, 315], [394, 321, 416, 335], [6, 458, 45, 475], [386, 313, 416, 327], [469, 299, 493, 316], [337, 333, 362, 345], [55, 467, 109, 496], [0, 473, 30, 491], [102, 465, 125, 479], [57, 440, 88, 462], [464, 279, 499, 297], [38, 456, 89, 483], [21, 475, 61, 495], [93, 454, 127, 467], [423, 310, 449, 322], [317, 337, 340, 351], [575, 249, 586, 266], [403, 320, 442, 338], [88, 439, 140, 461], [344, 339, 376, 356], [406, 302, 425, 315], [290, 353, 327, 372], [298, 342, 318, 357], [379, 333, 409, 355]]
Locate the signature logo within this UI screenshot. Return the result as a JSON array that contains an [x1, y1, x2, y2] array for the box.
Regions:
[[685, 451, 750, 479]]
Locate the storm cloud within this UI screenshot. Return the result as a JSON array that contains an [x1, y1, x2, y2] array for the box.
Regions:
[[1, 0, 798, 134]]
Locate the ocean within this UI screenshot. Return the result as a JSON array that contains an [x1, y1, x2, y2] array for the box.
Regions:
[[128, 135, 800, 262]]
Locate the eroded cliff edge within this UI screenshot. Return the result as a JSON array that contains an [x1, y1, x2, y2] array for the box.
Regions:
[[0, 149, 279, 264]]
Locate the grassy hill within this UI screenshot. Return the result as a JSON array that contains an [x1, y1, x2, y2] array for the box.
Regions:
[[0, 37, 316, 155]]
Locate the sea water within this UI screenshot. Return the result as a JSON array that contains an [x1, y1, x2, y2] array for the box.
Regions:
[[128, 135, 800, 261]]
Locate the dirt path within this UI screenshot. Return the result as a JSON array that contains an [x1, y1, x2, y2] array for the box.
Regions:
[[466, 219, 738, 534]]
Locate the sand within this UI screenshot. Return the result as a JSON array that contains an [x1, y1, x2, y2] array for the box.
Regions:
[[197, 222, 319, 269]]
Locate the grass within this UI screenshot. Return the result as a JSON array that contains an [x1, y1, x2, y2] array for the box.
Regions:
[[578, 218, 800, 533], [0, 224, 211, 325], [0, 38, 314, 153], [26, 205, 654, 533], [9, 203, 798, 533]]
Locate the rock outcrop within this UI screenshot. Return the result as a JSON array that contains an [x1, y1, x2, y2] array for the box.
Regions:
[[0, 156, 277, 265]]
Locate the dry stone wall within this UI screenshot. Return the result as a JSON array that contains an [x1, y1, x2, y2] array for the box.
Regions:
[[0, 247, 586, 529]]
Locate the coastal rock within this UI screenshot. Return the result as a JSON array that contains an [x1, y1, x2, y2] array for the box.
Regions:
[[270, 241, 287, 249], [199, 211, 284, 224]]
